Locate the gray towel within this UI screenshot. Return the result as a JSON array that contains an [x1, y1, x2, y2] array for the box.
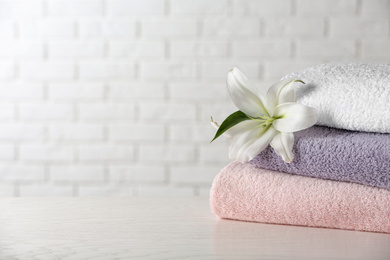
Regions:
[[250, 125, 390, 190]]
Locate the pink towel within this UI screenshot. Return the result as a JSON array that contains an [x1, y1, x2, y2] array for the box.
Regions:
[[210, 162, 390, 233]]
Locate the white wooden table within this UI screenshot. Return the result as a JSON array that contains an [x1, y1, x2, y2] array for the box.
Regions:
[[0, 197, 389, 260]]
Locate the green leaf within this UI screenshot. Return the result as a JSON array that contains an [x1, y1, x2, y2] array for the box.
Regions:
[[210, 110, 251, 143]]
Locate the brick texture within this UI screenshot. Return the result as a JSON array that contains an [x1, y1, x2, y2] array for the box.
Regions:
[[0, 0, 388, 197]]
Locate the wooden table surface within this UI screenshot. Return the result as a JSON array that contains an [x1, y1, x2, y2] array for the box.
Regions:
[[0, 197, 389, 260]]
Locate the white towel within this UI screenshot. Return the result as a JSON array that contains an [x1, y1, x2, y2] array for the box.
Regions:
[[282, 63, 390, 133]]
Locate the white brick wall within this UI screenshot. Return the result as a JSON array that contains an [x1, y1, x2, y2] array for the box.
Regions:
[[20, 62, 75, 79], [0, 0, 389, 197], [50, 125, 104, 141], [109, 0, 165, 15], [142, 19, 197, 37], [20, 104, 74, 120], [48, 0, 104, 16], [20, 21, 75, 38], [79, 20, 137, 38]]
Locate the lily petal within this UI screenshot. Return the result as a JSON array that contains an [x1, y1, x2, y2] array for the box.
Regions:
[[226, 121, 260, 154], [226, 120, 259, 138], [229, 125, 277, 162], [265, 78, 303, 115], [273, 102, 318, 133], [270, 132, 295, 163], [227, 68, 268, 117], [228, 127, 257, 161]]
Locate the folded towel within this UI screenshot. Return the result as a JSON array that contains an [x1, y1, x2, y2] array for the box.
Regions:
[[282, 63, 390, 133], [210, 162, 390, 233], [249, 125, 390, 190]]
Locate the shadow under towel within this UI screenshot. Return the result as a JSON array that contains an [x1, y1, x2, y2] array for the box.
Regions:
[[249, 125, 390, 190], [210, 162, 390, 233]]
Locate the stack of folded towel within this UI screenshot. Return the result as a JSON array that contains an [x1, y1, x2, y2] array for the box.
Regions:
[[210, 63, 390, 233]]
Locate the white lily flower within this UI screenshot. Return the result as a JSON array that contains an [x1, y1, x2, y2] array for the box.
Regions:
[[213, 68, 318, 163]]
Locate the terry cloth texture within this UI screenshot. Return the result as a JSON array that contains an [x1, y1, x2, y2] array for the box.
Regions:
[[210, 162, 390, 233], [282, 63, 390, 133], [249, 125, 390, 190]]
